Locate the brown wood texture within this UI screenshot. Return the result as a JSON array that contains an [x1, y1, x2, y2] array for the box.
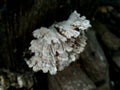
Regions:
[[48, 63, 96, 90], [80, 30, 109, 90]]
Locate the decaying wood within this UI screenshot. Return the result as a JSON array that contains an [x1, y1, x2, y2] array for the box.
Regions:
[[80, 30, 109, 90], [48, 63, 96, 90]]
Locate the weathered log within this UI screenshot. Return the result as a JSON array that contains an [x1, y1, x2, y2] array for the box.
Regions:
[[48, 63, 96, 90], [80, 30, 109, 90]]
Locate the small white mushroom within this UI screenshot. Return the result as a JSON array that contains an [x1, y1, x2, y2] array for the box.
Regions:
[[25, 10, 91, 75]]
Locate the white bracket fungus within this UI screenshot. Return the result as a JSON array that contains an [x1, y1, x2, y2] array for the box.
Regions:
[[25, 10, 91, 75]]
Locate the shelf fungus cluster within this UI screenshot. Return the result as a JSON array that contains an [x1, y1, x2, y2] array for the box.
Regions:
[[25, 11, 91, 75]]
